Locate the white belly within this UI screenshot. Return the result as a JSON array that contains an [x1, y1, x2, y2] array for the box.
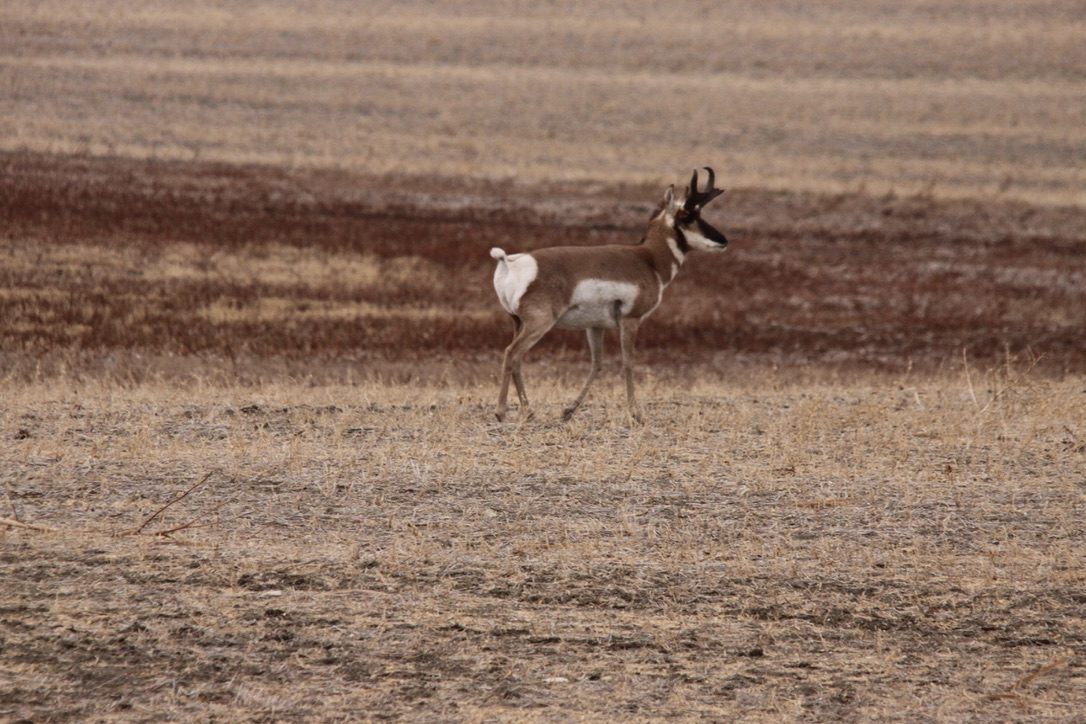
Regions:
[[556, 279, 640, 329]]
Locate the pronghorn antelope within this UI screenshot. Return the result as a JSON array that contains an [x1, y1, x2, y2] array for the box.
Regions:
[[490, 167, 728, 423]]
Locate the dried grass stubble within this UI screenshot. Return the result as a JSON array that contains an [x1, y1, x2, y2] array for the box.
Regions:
[[1, 371, 1084, 720]]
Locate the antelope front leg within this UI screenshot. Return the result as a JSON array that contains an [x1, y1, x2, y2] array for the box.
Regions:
[[562, 327, 604, 421], [619, 317, 644, 424]]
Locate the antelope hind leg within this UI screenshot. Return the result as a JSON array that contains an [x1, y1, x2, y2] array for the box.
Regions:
[[495, 313, 552, 421]]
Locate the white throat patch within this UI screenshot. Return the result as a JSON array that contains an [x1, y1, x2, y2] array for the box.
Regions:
[[667, 237, 686, 265], [683, 226, 724, 252]]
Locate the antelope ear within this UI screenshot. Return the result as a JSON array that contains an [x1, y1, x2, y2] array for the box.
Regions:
[[662, 184, 681, 215]]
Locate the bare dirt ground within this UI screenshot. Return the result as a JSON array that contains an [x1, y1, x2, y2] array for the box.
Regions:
[[2, 152, 1084, 379]]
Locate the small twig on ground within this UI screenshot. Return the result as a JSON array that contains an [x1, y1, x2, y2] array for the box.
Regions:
[[117, 471, 215, 537], [5, 481, 22, 522], [986, 650, 1076, 704], [0, 516, 61, 533], [148, 497, 235, 538], [1013, 650, 1074, 692], [2, 472, 235, 538]]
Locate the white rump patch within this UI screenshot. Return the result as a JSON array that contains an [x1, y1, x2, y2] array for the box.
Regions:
[[492, 250, 538, 315], [556, 279, 640, 330]]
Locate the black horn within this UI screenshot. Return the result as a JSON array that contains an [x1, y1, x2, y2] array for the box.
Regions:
[[687, 167, 724, 209]]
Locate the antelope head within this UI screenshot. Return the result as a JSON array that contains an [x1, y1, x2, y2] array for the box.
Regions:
[[663, 167, 728, 252]]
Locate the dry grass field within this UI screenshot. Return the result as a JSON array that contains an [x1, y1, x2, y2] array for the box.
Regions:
[[3, 357, 1085, 722], [3, 1, 1086, 722], [2, 0, 1085, 205]]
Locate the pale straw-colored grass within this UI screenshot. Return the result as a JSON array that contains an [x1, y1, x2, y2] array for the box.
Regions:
[[3, 360, 1083, 721], [2, 0, 1084, 205]]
